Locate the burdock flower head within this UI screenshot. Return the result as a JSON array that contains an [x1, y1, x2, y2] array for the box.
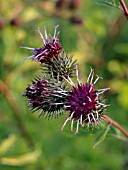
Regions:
[[62, 66, 110, 134], [23, 78, 50, 111], [42, 51, 77, 80], [23, 76, 69, 118], [21, 25, 62, 63], [22, 25, 110, 136]]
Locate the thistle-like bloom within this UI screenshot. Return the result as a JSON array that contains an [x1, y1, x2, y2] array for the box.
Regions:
[[62, 66, 110, 134], [23, 78, 50, 111], [23, 77, 69, 118], [22, 25, 110, 135], [21, 25, 62, 63]]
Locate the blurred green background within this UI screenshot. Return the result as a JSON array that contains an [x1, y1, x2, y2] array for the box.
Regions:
[[0, 0, 128, 170]]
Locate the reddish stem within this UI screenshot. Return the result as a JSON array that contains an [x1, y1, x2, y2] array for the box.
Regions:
[[103, 115, 128, 137], [119, 0, 128, 18]]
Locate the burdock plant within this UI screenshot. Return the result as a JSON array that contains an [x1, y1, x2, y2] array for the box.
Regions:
[[22, 25, 62, 63], [61, 66, 110, 134], [22, 26, 128, 145], [23, 77, 69, 118]]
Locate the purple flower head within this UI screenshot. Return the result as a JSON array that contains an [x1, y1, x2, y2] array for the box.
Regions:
[[21, 25, 62, 63], [23, 78, 50, 111], [62, 66, 110, 134], [23, 77, 69, 118]]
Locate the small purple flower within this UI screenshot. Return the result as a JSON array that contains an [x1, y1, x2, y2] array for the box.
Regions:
[[21, 25, 62, 63], [62, 66, 110, 134]]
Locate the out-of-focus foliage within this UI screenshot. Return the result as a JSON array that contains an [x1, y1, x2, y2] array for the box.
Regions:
[[0, 0, 128, 170], [93, 0, 120, 7]]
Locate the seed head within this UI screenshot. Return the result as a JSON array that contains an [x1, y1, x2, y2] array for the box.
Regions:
[[21, 25, 62, 63], [62, 66, 110, 134]]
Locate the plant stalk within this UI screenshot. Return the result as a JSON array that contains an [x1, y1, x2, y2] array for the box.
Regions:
[[119, 0, 128, 18], [103, 115, 128, 137]]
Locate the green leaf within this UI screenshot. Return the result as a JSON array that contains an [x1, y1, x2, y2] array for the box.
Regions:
[[93, 0, 121, 8], [93, 124, 110, 148]]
